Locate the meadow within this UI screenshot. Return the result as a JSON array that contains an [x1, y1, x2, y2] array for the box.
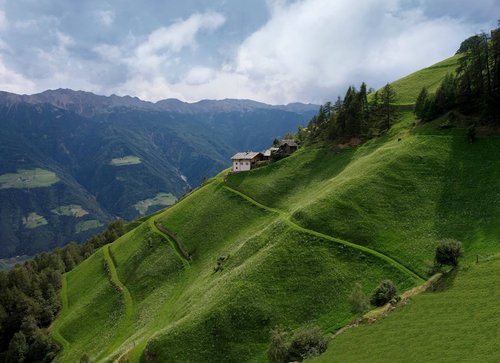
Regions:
[[51, 54, 500, 362], [0, 168, 60, 189], [110, 155, 142, 166], [313, 259, 500, 362], [133, 192, 177, 215]]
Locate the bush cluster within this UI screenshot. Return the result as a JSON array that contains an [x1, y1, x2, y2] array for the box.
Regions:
[[268, 326, 329, 363]]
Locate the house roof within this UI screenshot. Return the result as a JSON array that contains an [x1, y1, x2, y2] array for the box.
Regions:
[[231, 152, 262, 160], [279, 139, 298, 147]]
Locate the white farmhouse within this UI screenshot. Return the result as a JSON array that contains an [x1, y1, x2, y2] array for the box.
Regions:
[[231, 152, 263, 172]]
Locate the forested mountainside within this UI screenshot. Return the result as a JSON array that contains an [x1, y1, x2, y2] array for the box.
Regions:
[[0, 90, 317, 258]]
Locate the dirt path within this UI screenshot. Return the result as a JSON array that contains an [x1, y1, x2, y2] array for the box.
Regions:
[[223, 185, 424, 283]]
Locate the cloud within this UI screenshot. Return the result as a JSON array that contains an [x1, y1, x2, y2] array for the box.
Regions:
[[113, 0, 481, 104], [223, 0, 476, 103], [0, 56, 35, 94], [95, 10, 115, 26], [0, 1, 495, 104], [0, 10, 7, 30], [135, 12, 225, 57]]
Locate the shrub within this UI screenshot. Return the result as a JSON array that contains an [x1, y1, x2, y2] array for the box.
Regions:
[[435, 239, 463, 267], [349, 283, 369, 313], [370, 280, 397, 307], [267, 327, 288, 363], [287, 326, 329, 362], [267, 326, 329, 362]]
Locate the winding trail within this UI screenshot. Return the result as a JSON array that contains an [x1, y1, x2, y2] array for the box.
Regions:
[[100, 245, 135, 359], [50, 274, 70, 358], [223, 185, 425, 283], [148, 218, 191, 269]]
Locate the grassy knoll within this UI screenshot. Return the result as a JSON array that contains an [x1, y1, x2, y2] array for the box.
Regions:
[[110, 155, 142, 166], [75, 219, 104, 233], [133, 192, 177, 215], [313, 259, 500, 362], [51, 204, 89, 218], [390, 55, 461, 105], [22, 212, 48, 229], [0, 168, 60, 189]]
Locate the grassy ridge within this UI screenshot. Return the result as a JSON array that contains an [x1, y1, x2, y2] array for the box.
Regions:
[[390, 55, 460, 105], [313, 259, 500, 362]]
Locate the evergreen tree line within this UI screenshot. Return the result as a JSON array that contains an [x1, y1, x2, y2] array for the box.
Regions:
[[415, 25, 500, 122], [303, 82, 399, 143], [0, 219, 127, 362]]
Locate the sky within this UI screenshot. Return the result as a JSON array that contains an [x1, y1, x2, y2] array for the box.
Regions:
[[0, 0, 497, 104]]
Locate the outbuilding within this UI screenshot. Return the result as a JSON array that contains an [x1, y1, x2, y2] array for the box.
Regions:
[[279, 139, 298, 154]]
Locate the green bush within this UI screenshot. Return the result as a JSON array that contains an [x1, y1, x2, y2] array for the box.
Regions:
[[370, 280, 397, 307], [267, 326, 329, 362], [287, 326, 329, 362], [435, 239, 463, 267], [267, 327, 288, 363], [349, 283, 369, 314]]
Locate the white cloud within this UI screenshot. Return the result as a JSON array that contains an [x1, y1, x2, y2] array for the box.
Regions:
[[95, 10, 115, 26], [0, 56, 35, 94], [135, 12, 225, 58], [0, 10, 8, 30], [0, 2, 493, 104], [93, 43, 122, 62], [111, 0, 480, 104]]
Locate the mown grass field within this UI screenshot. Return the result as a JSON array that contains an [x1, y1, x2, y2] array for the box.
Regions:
[[0, 168, 60, 189], [51, 204, 89, 218], [22, 212, 48, 229], [51, 55, 500, 362], [110, 155, 142, 166], [75, 219, 104, 233], [313, 259, 500, 363], [133, 192, 177, 215]]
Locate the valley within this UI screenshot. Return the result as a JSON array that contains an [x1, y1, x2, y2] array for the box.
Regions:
[[0, 92, 316, 259]]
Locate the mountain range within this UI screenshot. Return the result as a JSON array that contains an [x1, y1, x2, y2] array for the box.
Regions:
[[0, 89, 318, 258]]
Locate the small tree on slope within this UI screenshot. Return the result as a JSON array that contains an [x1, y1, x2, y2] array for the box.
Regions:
[[435, 239, 463, 267]]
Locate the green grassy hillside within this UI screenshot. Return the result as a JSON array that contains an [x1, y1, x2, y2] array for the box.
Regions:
[[51, 56, 500, 362], [390, 55, 461, 105], [312, 259, 500, 362], [53, 180, 415, 362]]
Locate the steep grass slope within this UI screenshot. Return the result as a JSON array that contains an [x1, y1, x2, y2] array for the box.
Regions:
[[51, 55, 500, 362], [312, 259, 500, 362], [228, 130, 500, 277], [390, 55, 461, 105], [52, 179, 416, 362]]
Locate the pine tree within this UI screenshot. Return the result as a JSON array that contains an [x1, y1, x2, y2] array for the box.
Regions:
[[379, 83, 398, 131], [414, 87, 428, 119]]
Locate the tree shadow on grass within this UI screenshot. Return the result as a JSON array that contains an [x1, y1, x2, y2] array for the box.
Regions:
[[431, 267, 459, 292]]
